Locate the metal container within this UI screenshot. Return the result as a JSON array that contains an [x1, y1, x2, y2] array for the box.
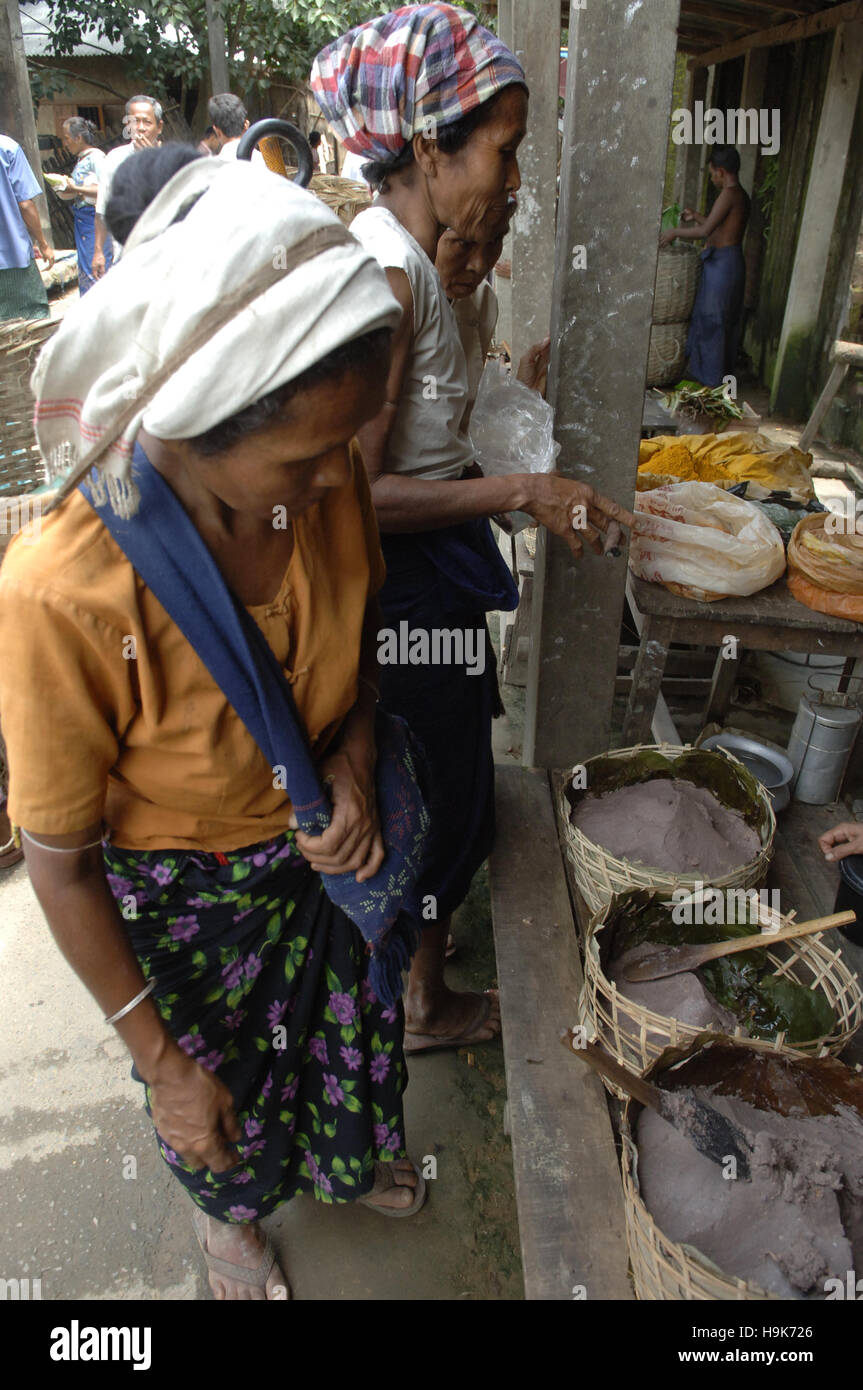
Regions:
[[788, 689, 862, 805], [700, 731, 794, 812]]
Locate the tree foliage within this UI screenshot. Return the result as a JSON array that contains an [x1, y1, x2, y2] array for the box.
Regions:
[[35, 0, 380, 116]]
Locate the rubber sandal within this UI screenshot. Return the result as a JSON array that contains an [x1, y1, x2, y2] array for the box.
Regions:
[[403, 989, 500, 1056], [191, 1205, 289, 1298], [358, 1160, 427, 1218]]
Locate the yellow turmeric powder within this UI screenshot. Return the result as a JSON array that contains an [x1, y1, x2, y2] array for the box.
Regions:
[[639, 441, 730, 483]]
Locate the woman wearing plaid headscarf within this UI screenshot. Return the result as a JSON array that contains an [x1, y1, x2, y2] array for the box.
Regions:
[[313, 5, 633, 1055]]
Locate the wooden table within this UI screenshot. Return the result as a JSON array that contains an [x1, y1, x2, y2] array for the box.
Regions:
[[623, 573, 863, 745]]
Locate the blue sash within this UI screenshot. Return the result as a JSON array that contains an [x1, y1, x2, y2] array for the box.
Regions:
[[81, 445, 429, 1006]]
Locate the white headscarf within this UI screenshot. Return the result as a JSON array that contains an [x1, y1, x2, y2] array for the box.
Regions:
[[32, 157, 401, 516]]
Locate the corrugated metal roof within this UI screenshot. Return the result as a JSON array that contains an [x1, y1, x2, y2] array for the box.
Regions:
[[20, 1, 125, 57]]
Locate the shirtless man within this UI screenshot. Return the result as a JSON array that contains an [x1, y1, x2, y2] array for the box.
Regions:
[[660, 145, 750, 387]]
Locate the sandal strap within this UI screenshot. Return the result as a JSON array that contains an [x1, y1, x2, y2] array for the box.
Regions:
[[192, 1207, 277, 1288]]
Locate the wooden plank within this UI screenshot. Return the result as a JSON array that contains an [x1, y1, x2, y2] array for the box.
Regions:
[[523, 0, 681, 769], [629, 574, 863, 637], [703, 647, 740, 724], [489, 765, 632, 1300], [692, 0, 863, 68], [800, 362, 851, 451]]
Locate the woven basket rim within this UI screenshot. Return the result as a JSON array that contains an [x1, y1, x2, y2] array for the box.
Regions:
[[579, 895, 863, 1079]]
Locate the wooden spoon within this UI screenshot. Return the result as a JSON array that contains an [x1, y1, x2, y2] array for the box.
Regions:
[[564, 1037, 754, 1178], [620, 910, 855, 983]]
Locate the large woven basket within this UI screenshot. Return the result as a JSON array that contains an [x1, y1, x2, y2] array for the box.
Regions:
[[578, 889, 863, 1093], [619, 1037, 863, 1300], [0, 316, 57, 482], [559, 742, 775, 918], [646, 321, 688, 387], [652, 245, 699, 325], [283, 171, 372, 227]]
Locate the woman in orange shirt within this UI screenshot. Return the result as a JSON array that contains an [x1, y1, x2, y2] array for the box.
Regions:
[[0, 149, 429, 1300]]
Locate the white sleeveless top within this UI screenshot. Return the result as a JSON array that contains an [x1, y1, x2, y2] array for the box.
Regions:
[[350, 205, 473, 482]]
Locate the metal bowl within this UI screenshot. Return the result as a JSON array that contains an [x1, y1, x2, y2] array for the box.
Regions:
[[700, 731, 794, 812]]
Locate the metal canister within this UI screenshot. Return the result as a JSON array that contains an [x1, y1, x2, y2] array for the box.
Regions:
[[788, 690, 862, 805]]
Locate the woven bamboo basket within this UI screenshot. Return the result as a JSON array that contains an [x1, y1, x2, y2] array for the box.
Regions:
[[559, 742, 775, 918], [578, 890, 863, 1094], [646, 321, 688, 388], [283, 171, 372, 227], [618, 1036, 863, 1300], [652, 245, 699, 326], [0, 316, 57, 479]]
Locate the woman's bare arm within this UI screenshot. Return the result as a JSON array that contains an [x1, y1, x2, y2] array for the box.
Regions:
[[357, 271, 634, 552], [24, 824, 242, 1171]]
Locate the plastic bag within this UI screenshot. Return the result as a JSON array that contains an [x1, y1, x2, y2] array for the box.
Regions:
[[787, 513, 863, 595], [630, 481, 786, 602], [469, 362, 561, 535]]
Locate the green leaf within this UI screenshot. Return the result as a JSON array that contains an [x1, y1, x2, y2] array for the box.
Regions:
[[331, 1154, 346, 1173], [322, 1006, 338, 1025], [338, 1173, 356, 1187], [370, 1031, 382, 1054], [254, 1036, 269, 1052], [324, 962, 341, 992], [191, 951, 207, 970], [266, 914, 282, 943], [323, 1122, 337, 1139], [284, 958, 296, 983], [342, 1092, 363, 1114], [203, 986, 225, 1004], [226, 987, 244, 1009], [307, 1103, 320, 1119], [340, 1024, 356, 1046]]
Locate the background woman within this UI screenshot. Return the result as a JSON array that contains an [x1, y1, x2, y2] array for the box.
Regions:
[[56, 116, 112, 293], [0, 151, 427, 1301], [313, 4, 633, 1054]]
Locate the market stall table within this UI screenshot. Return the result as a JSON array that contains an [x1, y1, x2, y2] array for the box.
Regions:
[[623, 573, 863, 746]]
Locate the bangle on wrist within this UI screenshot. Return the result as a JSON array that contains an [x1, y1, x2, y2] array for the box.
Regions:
[[104, 979, 156, 1026]]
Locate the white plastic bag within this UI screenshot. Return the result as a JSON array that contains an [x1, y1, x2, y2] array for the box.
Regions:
[[469, 361, 560, 533], [630, 481, 786, 602]]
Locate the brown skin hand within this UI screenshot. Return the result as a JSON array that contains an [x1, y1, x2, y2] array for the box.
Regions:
[[23, 366, 388, 1176], [18, 197, 53, 268]]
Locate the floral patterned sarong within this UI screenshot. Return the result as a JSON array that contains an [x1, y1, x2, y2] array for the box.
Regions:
[[103, 832, 408, 1221]]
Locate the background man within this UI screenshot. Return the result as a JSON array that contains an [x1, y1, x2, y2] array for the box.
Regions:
[[660, 144, 750, 387], [0, 132, 54, 322], [208, 93, 249, 158], [93, 94, 163, 277]]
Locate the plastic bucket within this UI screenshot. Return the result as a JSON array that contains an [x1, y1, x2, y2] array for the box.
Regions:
[[834, 854, 863, 946]]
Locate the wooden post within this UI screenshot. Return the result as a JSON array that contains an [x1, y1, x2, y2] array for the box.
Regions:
[[205, 0, 229, 96], [0, 0, 51, 244], [523, 0, 682, 769], [510, 0, 560, 364], [695, 62, 717, 214], [771, 23, 863, 417], [672, 63, 705, 210], [737, 46, 769, 200]]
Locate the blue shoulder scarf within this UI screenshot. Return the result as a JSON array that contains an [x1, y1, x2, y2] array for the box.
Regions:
[[81, 445, 429, 1007]]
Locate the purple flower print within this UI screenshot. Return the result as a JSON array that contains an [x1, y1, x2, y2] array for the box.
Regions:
[[243, 1139, 266, 1157], [159, 1142, 180, 1165], [385, 1130, 402, 1153], [222, 958, 245, 990], [381, 1004, 398, 1024], [370, 1053, 390, 1084], [281, 1077, 299, 1103], [200, 1049, 224, 1072], [339, 1045, 362, 1071], [305, 1150, 321, 1182], [233, 906, 254, 924], [178, 1033, 205, 1057], [373, 1123, 389, 1148], [267, 1000, 287, 1029], [232, 1171, 253, 1184], [168, 915, 199, 943], [149, 863, 174, 887], [308, 1037, 329, 1065], [323, 1073, 345, 1106], [244, 953, 263, 982], [261, 1072, 273, 1100], [187, 896, 208, 909], [360, 979, 378, 1008], [329, 991, 357, 1026], [106, 873, 133, 898], [227, 1204, 257, 1221], [252, 851, 270, 867], [244, 1117, 263, 1138], [223, 1009, 246, 1031]]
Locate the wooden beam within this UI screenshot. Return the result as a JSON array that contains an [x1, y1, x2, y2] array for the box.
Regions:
[[510, 0, 560, 368], [691, 0, 863, 67], [524, 0, 682, 767], [489, 765, 633, 1300], [680, 4, 774, 33], [771, 23, 863, 416]]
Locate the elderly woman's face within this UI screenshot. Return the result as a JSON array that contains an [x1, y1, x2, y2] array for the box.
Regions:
[[189, 368, 386, 522], [436, 230, 504, 299], [61, 124, 84, 155], [432, 85, 527, 243]]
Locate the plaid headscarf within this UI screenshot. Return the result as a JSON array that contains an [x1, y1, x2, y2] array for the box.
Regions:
[[311, 3, 525, 163]]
